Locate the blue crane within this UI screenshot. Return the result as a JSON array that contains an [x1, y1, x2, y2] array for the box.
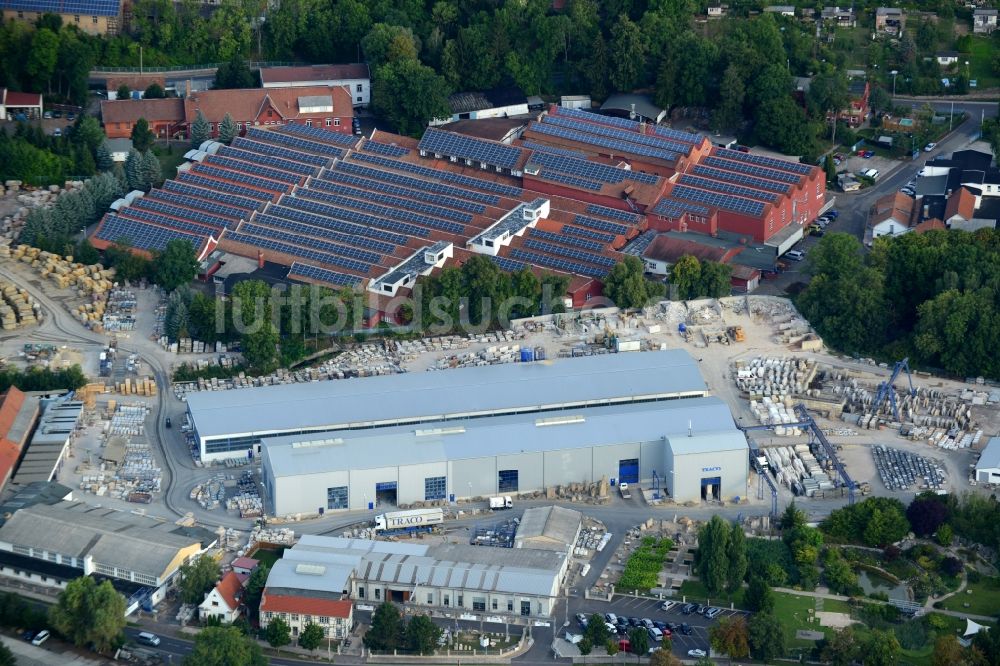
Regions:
[[873, 357, 916, 423]]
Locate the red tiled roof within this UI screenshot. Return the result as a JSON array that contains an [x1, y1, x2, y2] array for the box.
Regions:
[[944, 187, 976, 221], [259, 64, 369, 85], [0, 387, 25, 441], [2, 90, 42, 107], [106, 75, 166, 93], [183, 86, 352, 125], [213, 571, 243, 610], [914, 219, 946, 233], [261, 593, 352, 618], [643, 234, 729, 264], [101, 98, 185, 125], [232, 557, 259, 571], [0, 438, 20, 489]]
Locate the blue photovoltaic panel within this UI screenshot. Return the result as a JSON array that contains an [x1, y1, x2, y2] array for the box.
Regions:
[[253, 214, 396, 255], [133, 199, 234, 230], [692, 165, 792, 194], [651, 198, 712, 218], [529, 229, 605, 252], [278, 123, 359, 146], [268, 205, 408, 245], [622, 230, 657, 257], [543, 115, 691, 157], [522, 141, 588, 159], [225, 231, 370, 274], [154, 190, 250, 220], [350, 153, 522, 197], [715, 148, 814, 176], [510, 248, 607, 280], [301, 190, 465, 235], [189, 167, 289, 195], [529, 151, 657, 186], [220, 146, 318, 176], [311, 180, 473, 223], [178, 173, 275, 201], [5, 0, 120, 15], [556, 107, 703, 147], [239, 223, 378, 269], [284, 197, 431, 239], [539, 170, 602, 191], [335, 161, 500, 206], [419, 128, 523, 170], [164, 180, 264, 209], [680, 175, 781, 203], [670, 185, 765, 217], [287, 262, 362, 287], [490, 255, 528, 272], [363, 141, 409, 157], [523, 239, 616, 268], [245, 128, 344, 159], [531, 122, 678, 166], [206, 156, 303, 184], [322, 170, 486, 214], [572, 215, 629, 236], [586, 204, 639, 224], [119, 207, 219, 237], [702, 156, 802, 184], [231, 137, 330, 168], [564, 225, 615, 244], [95, 215, 204, 252]]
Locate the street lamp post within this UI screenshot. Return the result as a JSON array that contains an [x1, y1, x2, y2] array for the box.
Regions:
[[966, 60, 971, 81], [890, 70, 898, 98]]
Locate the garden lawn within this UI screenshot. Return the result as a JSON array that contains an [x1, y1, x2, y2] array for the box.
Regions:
[[249, 546, 285, 569], [677, 579, 744, 608], [772, 592, 853, 651], [964, 37, 1000, 89], [618, 537, 672, 592], [940, 575, 1000, 616], [153, 144, 187, 182]]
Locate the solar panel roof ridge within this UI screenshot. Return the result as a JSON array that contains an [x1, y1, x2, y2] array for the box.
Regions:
[[189, 167, 287, 195], [221, 145, 320, 175], [542, 114, 693, 156], [152, 188, 253, 216], [140, 195, 242, 222], [679, 174, 781, 203], [118, 208, 220, 236], [207, 155, 305, 183]]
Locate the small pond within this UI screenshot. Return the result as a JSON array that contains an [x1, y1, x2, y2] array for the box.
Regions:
[[857, 569, 910, 601]]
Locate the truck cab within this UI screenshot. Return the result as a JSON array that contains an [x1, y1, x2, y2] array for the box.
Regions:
[[619, 482, 632, 499]]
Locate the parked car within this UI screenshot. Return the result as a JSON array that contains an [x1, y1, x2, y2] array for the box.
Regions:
[[680, 623, 693, 635], [605, 613, 617, 624], [681, 603, 695, 615], [137, 632, 160, 646], [576, 613, 588, 628], [811, 227, 825, 237], [705, 607, 723, 619], [628, 617, 641, 627], [785, 249, 805, 261], [66, 112, 76, 121], [32, 630, 50, 646], [863, 150, 875, 158], [51, 110, 62, 118], [53, 128, 62, 137], [648, 627, 663, 642], [826, 210, 839, 218], [165, 417, 172, 428], [862, 168, 880, 180], [21, 630, 36, 642], [642, 618, 654, 630], [43, 111, 52, 119], [352, 117, 362, 135], [924, 142, 937, 152], [688, 649, 707, 657], [660, 600, 677, 612]]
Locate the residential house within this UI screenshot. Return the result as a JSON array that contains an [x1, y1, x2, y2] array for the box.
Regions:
[[1, 0, 120, 34], [875, 7, 905, 35], [260, 594, 353, 643], [838, 79, 871, 127], [821, 6, 857, 27], [944, 187, 996, 231], [199, 570, 243, 624], [707, 2, 728, 17], [433, 87, 529, 125], [936, 51, 960, 66], [231, 557, 259, 578], [0, 88, 42, 121], [259, 64, 371, 107], [641, 234, 737, 276], [764, 5, 795, 16], [106, 76, 167, 100], [101, 98, 185, 140], [870, 191, 916, 239], [973, 8, 998, 33]]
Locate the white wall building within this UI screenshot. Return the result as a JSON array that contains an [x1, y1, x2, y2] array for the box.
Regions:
[[975, 437, 1000, 485], [259, 64, 371, 107]]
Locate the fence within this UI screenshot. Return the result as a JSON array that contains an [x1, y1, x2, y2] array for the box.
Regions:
[[90, 61, 305, 74], [367, 631, 530, 664]]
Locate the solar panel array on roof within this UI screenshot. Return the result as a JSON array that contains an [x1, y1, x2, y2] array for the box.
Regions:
[[555, 107, 703, 147], [521, 141, 587, 159], [155, 190, 251, 219], [323, 171, 486, 214], [538, 170, 602, 191], [238, 223, 377, 270], [225, 231, 370, 273], [193, 166, 290, 193], [529, 229, 605, 252], [680, 175, 781, 203], [179, 173, 275, 201], [287, 262, 362, 287], [531, 122, 678, 165], [510, 248, 607, 279], [277, 123, 358, 147], [96, 215, 205, 252], [419, 128, 523, 170], [651, 198, 712, 218], [543, 115, 690, 156], [165, 180, 264, 209], [586, 203, 639, 224], [120, 207, 219, 237], [254, 213, 397, 254], [670, 185, 765, 217], [311, 180, 473, 223], [621, 229, 657, 256], [715, 148, 814, 176], [564, 225, 615, 244], [523, 239, 616, 268], [231, 137, 331, 168], [336, 161, 500, 206], [301, 189, 465, 235], [134, 199, 235, 230], [206, 156, 303, 185], [702, 156, 802, 184], [350, 153, 522, 197], [220, 146, 318, 176], [286, 196, 431, 239], [692, 165, 792, 194], [4, 0, 120, 15], [245, 128, 343, 158], [490, 255, 528, 272], [269, 204, 408, 245], [363, 141, 410, 157], [572, 215, 629, 236], [529, 151, 657, 185]]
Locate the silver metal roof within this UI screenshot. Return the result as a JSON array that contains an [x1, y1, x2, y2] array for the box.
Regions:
[[976, 437, 1000, 472], [190, 349, 708, 441], [263, 396, 741, 478], [516, 506, 582, 548]]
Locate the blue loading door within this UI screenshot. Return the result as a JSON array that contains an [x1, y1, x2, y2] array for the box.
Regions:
[[618, 458, 639, 484]]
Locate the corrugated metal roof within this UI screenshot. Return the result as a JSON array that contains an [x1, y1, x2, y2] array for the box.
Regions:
[[190, 349, 707, 441], [977, 437, 1000, 472]]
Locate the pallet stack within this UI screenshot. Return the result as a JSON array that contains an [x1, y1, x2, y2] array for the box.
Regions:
[[114, 377, 158, 396], [0, 280, 36, 329]]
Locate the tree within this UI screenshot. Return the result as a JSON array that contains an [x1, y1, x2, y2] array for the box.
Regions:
[[807, 72, 849, 121], [154, 239, 198, 291], [825, 154, 837, 183], [95, 143, 114, 171], [144, 82, 166, 98], [214, 56, 256, 89], [124, 149, 144, 190], [76, 238, 100, 265], [727, 522, 748, 592], [578, 636, 593, 655], [609, 14, 646, 92], [242, 322, 279, 370], [131, 118, 156, 153], [748, 611, 785, 662], [822, 626, 860, 666], [865, 629, 901, 666], [670, 255, 701, 301], [243, 563, 268, 617], [585, 613, 610, 646], [364, 602, 404, 651], [714, 65, 745, 132], [931, 634, 964, 666], [27, 28, 59, 90], [604, 256, 665, 308], [907, 494, 951, 537], [298, 622, 324, 651], [699, 260, 732, 298], [140, 149, 162, 189], [190, 110, 210, 148], [74, 116, 106, 156], [0, 641, 14, 666], [697, 515, 731, 594], [649, 648, 682, 666], [709, 615, 750, 661], [49, 576, 126, 653], [371, 59, 451, 137], [266, 616, 291, 650], [605, 638, 619, 659], [178, 554, 220, 604], [822, 548, 859, 595], [743, 576, 775, 614], [628, 626, 650, 660], [218, 113, 238, 144], [185, 625, 267, 666], [116, 83, 131, 100], [405, 614, 442, 654]]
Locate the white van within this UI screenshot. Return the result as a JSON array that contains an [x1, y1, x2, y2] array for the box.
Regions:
[[863, 168, 880, 180], [785, 250, 805, 261], [648, 627, 663, 642], [137, 632, 161, 646], [31, 630, 50, 646]]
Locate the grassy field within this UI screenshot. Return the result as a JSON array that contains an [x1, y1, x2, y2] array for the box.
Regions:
[[964, 37, 1000, 89], [152, 143, 187, 182], [772, 592, 853, 651], [249, 546, 286, 569], [940, 575, 1000, 616], [677, 580, 743, 607]]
